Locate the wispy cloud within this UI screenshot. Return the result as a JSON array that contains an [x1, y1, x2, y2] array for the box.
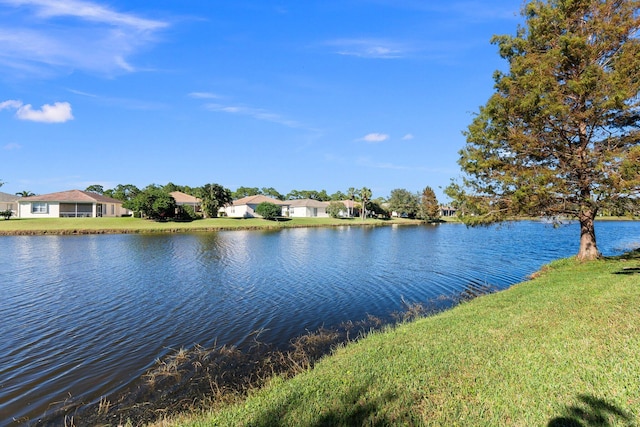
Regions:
[[325, 38, 410, 59], [188, 92, 222, 100], [357, 156, 456, 174], [0, 0, 169, 77], [203, 102, 308, 130], [402, 134, 414, 140], [358, 133, 389, 143], [3, 142, 21, 150], [1, 99, 74, 123]]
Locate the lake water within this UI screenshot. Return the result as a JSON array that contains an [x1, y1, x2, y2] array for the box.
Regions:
[[1, 221, 638, 424]]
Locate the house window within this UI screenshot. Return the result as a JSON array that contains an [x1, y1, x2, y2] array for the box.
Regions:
[[111, 204, 115, 215], [32, 202, 48, 214]]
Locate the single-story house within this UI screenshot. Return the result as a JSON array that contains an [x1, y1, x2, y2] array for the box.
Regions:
[[286, 199, 330, 218], [223, 195, 290, 218], [440, 205, 457, 217], [0, 192, 20, 216], [17, 190, 129, 218], [170, 191, 202, 214]]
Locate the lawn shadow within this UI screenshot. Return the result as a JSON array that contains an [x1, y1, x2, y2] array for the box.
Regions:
[[548, 394, 633, 427], [248, 382, 401, 427]]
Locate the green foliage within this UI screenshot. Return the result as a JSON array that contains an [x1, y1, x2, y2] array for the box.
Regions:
[[448, 0, 640, 260], [198, 183, 232, 218], [233, 186, 261, 199], [176, 205, 199, 221], [286, 189, 330, 201], [387, 188, 420, 218], [330, 190, 347, 201], [15, 190, 35, 197], [326, 201, 346, 218], [419, 186, 440, 221], [104, 184, 140, 202], [125, 186, 176, 220], [359, 187, 372, 220], [255, 202, 281, 220], [1, 209, 12, 220], [261, 187, 285, 200], [85, 185, 104, 195]]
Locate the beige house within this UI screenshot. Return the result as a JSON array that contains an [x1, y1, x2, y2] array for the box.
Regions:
[[0, 192, 20, 216], [223, 195, 289, 218], [17, 190, 128, 218]]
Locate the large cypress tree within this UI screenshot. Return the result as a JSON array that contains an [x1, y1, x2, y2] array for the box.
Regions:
[[448, 0, 640, 260]]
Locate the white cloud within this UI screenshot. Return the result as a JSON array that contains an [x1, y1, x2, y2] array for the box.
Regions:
[[204, 102, 304, 129], [325, 38, 409, 59], [0, 100, 23, 110], [3, 142, 22, 150], [189, 92, 221, 100], [359, 133, 389, 143], [0, 0, 168, 77], [1, 99, 74, 123], [402, 133, 414, 140]]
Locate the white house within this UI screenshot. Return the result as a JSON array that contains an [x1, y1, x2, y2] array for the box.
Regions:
[[223, 195, 290, 218], [17, 190, 128, 218], [286, 199, 330, 218]]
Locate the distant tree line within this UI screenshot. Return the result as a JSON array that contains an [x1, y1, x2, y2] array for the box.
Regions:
[[84, 182, 444, 222]]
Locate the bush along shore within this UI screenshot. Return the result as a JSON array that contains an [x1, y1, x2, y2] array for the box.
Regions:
[[35, 296, 469, 426], [162, 250, 639, 426]]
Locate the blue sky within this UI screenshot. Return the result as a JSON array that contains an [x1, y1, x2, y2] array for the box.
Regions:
[[0, 0, 523, 201]]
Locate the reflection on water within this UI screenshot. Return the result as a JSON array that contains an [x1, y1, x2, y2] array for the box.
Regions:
[[0, 221, 637, 424]]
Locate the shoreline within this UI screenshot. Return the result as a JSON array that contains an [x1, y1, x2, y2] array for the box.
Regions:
[[0, 216, 435, 236]]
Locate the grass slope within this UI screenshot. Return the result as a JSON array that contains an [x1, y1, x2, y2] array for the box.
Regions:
[[0, 217, 422, 235], [166, 253, 640, 426]]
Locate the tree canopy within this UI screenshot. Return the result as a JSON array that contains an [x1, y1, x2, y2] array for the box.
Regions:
[[420, 186, 440, 221], [198, 183, 232, 218], [447, 0, 640, 260], [387, 188, 420, 218], [125, 185, 176, 220]]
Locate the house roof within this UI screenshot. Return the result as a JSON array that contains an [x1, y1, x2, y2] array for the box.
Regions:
[[232, 195, 289, 206], [340, 199, 357, 208], [169, 191, 200, 204], [19, 190, 123, 204], [0, 191, 20, 202], [287, 198, 329, 208]]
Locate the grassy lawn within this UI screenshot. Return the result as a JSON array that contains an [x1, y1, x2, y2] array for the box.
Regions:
[[161, 252, 640, 426], [0, 216, 423, 235]]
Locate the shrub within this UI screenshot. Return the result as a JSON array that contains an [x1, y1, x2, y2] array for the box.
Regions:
[[327, 201, 345, 218], [255, 202, 281, 220]]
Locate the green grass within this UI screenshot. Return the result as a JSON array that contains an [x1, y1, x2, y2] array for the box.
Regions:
[[160, 252, 640, 426], [0, 216, 422, 235]]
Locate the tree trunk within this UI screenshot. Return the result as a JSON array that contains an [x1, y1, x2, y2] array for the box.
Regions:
[[577, 210, 601, 261]]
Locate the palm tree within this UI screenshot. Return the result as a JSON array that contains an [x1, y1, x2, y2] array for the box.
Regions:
[[347, 187, 356, 217], [15, 190, 35, 197], [359, 187, 372, 220]]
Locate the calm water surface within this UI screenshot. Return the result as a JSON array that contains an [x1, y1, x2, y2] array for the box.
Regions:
[[0, 221, 638, 424]]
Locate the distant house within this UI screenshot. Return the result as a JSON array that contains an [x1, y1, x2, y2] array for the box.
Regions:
[[287, 199, 330, 218], [440, 205, 457, 217], [17, 190, 128, 218], [223, 195, 289, 218], [170, 191, 202, 215], [0, 192, 20, 216]]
